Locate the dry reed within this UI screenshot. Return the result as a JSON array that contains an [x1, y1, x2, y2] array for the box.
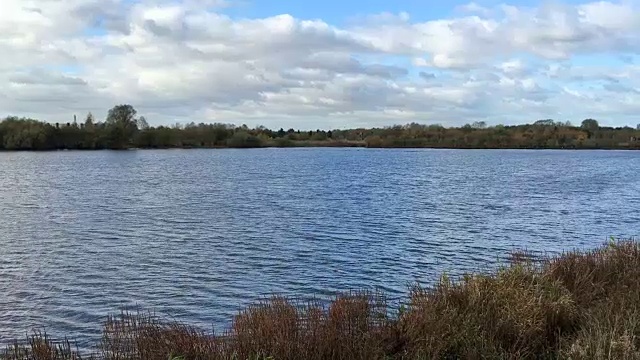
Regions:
[[4, 240, 639, 359]]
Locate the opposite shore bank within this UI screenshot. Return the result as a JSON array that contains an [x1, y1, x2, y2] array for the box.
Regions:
[[2, 109, 640, 151], [4, 240, 639, 360]]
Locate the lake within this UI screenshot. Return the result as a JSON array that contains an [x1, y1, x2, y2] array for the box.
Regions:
[[0, 148, 638, 346]]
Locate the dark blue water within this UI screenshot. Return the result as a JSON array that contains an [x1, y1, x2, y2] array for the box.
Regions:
[[0, 148, 638, 345]]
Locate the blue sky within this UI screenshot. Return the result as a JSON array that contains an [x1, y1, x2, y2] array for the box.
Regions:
[[222, 0, 594, 24], [224, 0, 462, 23], [2, 0, 640, 129], [223, 0, 579, 23]]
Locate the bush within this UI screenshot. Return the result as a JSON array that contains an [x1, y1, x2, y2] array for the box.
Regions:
[[402, 266, 578, 358]]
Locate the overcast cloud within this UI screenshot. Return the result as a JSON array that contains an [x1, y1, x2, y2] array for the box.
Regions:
[[2, 0, 640, 129]]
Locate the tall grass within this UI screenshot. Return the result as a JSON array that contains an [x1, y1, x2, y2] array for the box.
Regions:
[[4, 240, 640, 359]]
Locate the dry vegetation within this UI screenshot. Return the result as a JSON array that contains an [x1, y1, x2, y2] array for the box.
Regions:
[[4, 240, 639, 359]]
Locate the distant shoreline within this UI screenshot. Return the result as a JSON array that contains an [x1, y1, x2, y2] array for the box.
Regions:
[[2, 110, 640, 151]]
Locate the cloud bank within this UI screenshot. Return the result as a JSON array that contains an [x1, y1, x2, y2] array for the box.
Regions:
[[2, 0, 640, 129]]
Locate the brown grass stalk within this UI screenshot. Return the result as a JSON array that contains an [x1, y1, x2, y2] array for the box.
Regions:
[[4, 240, 639, 360]]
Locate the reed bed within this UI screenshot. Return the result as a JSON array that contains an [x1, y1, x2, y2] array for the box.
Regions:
[[4, 240, 639, 359]]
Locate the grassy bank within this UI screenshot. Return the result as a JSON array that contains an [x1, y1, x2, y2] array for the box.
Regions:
[[5, 240, 640, 359]]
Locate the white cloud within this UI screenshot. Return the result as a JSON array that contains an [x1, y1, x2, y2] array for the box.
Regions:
[[1, 0, 640, 128], [456, 2, 493, 17]]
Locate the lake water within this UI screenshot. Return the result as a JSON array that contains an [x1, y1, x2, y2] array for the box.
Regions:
[[0, 148, 639, 346]]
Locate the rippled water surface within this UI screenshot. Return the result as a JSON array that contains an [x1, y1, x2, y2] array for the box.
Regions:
[[1, 148, 639, 345]]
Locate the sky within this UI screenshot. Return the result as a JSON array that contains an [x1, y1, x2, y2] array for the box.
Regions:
[[2, 0, 640, 129]]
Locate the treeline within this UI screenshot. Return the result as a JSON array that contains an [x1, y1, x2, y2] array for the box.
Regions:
[[1, 105, 640, 150], [358, 119, 640, 149]]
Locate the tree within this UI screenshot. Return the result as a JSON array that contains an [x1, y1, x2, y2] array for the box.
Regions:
[[581, 119, 599, 131], [637, 124, 640, 130], [534, 119, 555, 126], [107, 105, 138, 127], [137, 116, 149, 130], [226, 131, 263, 148], [311, 130, 327, 141], [365, 135, 383, 147], [471, 121, 487, 129], [106, 104, 139, 149], [84, 112, 95, 129]]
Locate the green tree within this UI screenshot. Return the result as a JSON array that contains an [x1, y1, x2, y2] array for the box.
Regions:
[[107, 104, 137, 127], [581, 119, 599, 131], [106, 104, 139, 149]]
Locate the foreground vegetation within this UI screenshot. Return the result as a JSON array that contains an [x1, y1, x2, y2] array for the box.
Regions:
[[2, 105, 640, 150], [4, 240, 640, 359]]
